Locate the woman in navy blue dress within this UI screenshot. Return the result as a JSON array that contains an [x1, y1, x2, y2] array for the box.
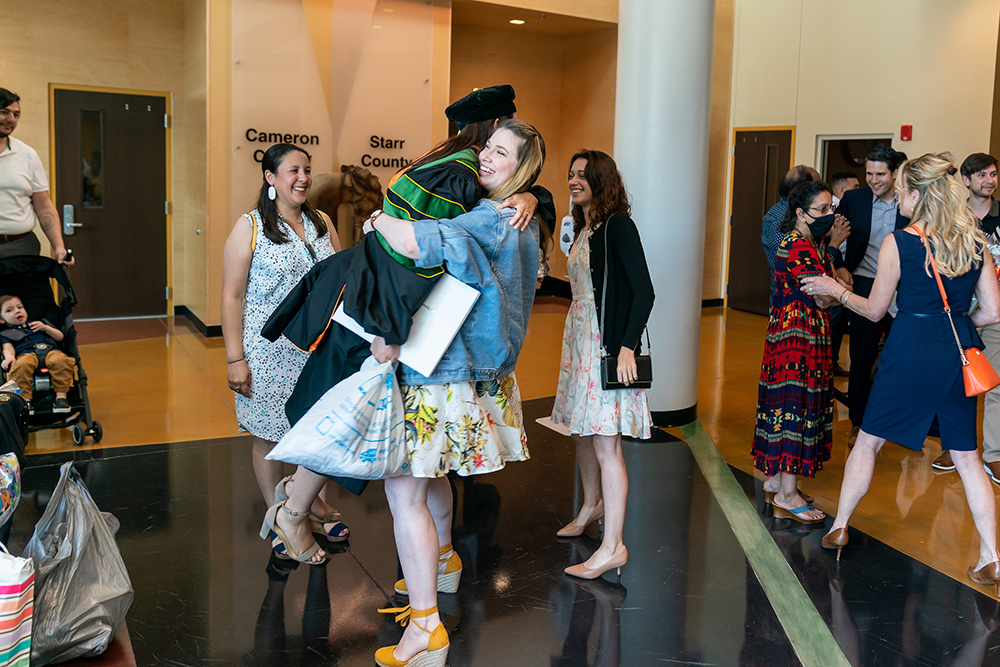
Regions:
[[803, 153, 1000, 594]]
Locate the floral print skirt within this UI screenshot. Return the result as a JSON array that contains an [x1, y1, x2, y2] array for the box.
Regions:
[[551, 229, 651, 439], [400, 374, 529, 478], [550, 296, 652, 439]]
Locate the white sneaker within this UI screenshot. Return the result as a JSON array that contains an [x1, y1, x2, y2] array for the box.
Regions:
[[984, 461, 1000, 485]]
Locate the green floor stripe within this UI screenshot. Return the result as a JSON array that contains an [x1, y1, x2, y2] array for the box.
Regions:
[[681, 420, 851, 667]]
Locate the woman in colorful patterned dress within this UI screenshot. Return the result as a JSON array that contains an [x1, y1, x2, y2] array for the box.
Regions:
[[551, 150, 654, 581], [221, 143, 345, 563], [752, 181, 841, 524]]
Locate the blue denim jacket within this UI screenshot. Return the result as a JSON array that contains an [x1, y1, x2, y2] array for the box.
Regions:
[[399, 199, 539, 385]]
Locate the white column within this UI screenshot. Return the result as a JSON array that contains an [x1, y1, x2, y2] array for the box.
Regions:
[[615, 0, 715, 425]]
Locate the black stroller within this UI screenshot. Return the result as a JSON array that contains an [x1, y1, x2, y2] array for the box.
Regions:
[[0, 256, 101, 445]]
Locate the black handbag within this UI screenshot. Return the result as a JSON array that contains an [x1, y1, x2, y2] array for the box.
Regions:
[[597, 218, 652, 390]]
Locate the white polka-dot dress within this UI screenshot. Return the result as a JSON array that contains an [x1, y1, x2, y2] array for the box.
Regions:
[[235, 210, 334, 442]]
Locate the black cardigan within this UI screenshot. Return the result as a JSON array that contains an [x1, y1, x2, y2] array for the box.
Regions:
[[589, 213, 655, 356]]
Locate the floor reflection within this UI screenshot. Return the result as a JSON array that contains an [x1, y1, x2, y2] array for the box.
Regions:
[[241, 554, 337, 667], [548, 574, 624, 667], [740, 468, 1000, 666], [7, 400, 799, 665]]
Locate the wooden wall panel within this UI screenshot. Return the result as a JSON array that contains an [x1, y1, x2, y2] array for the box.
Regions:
[[554, 28, 617, 282], [5, 0, 206, 315], [704, 0, 736, 301], [177, 0, 209, 316], [482, 0, 617, 24], [205, 0, 232, 326], [991, 5, 1000, 160], [451, 23, 617, 283]]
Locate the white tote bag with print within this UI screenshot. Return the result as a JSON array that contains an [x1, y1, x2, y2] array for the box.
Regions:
[[267, 357, 408, 479]]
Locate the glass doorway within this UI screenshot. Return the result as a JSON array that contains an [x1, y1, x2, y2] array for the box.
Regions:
[[817, 135, 894, 182]]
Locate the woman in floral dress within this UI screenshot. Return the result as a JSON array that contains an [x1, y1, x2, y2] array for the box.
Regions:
[[551, 150, 654, 581], [358, 119, 548, 667]]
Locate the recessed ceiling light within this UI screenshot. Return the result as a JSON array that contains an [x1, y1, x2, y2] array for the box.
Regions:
[[510, 19, 525, 25]]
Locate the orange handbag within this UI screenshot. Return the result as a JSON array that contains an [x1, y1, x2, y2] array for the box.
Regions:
[[915, 228, 1000, 396]]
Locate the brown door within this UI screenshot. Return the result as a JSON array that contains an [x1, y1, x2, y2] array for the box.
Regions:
[[53, 89, 167, 318], [727, 129, 792, 315]]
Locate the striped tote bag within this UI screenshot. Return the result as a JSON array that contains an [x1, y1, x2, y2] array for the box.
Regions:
[[0, 543, 32, 667]]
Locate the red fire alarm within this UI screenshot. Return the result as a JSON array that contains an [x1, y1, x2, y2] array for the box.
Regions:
[[900, 125, 912, 141]]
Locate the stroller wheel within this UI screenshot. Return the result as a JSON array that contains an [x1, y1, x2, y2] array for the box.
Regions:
[[71, 424, 84, 446], [90, 420, 103, 443]]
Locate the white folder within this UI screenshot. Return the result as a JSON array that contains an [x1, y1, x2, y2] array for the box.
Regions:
[[333, 272, 480, 377]]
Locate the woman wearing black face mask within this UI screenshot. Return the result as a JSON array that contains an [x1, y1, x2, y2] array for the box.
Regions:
[[751, 180, 846, 523]]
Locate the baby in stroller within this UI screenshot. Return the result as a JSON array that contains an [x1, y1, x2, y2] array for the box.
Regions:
[[0, 295, 76, 413]]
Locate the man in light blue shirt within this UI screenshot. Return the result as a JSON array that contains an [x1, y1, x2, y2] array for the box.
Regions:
[[831, 145, 909, 448]]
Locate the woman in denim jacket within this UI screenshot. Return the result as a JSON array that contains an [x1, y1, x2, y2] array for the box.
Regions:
[[364, 119, 547, 667]]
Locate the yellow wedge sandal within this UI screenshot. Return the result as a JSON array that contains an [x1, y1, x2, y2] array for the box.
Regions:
[[375, 604, 449, 667], [394, 543, 462, 595]]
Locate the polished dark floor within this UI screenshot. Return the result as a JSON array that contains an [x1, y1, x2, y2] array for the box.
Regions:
[[7, 398, 800, 666], [737, 469, 1000, 667], [17, 396, 1000, 666]]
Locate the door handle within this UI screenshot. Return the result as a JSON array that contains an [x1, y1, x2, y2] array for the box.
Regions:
[[62, 205, 82, 235]]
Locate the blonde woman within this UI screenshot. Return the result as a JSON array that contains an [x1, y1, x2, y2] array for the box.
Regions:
[[304, 119, 545, 667], [264, 121, 549, 667], [802, 154, 1000, 595]]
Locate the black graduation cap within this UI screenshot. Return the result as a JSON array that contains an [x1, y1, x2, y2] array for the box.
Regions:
[[445, 85, 517, 130]]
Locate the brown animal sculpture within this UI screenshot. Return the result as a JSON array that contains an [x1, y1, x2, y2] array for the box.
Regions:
[[307, 166, 384, 249]]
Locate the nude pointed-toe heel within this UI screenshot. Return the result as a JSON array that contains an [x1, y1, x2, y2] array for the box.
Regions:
[[564, 545, 628, 583], [557, 500, 605, 538]]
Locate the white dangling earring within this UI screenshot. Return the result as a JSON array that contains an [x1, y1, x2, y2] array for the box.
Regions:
[[268, 185, 276, 201]]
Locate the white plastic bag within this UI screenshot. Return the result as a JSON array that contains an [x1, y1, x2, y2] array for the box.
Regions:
[[267, 357, 408, 479]]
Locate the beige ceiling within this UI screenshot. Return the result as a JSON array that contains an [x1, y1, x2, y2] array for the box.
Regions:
[[451, 0, 616, 37]]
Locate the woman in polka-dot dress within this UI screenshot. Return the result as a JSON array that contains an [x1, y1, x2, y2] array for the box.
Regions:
[[221, 144, 343, 559]]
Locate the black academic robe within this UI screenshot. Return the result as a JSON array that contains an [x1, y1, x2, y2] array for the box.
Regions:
[[262, 233, 440, 494]]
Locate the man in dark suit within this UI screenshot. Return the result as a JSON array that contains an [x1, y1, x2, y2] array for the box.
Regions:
[[831, 145, 909, 448]]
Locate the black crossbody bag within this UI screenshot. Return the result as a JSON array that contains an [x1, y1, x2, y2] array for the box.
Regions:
[[597, 218, 652, 390]]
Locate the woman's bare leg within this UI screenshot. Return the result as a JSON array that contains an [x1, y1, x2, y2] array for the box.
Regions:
[[384, 475, 442, 660], [774, 472, 823, 520], [563, 434, 602, 529], [829, 430, 885, 531], [252, 436, 284, 505], [585, 434, 627, 567], [426, 476, 454, 552], [272, 466, 326, 564], [953, 448, 1000, 569]]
